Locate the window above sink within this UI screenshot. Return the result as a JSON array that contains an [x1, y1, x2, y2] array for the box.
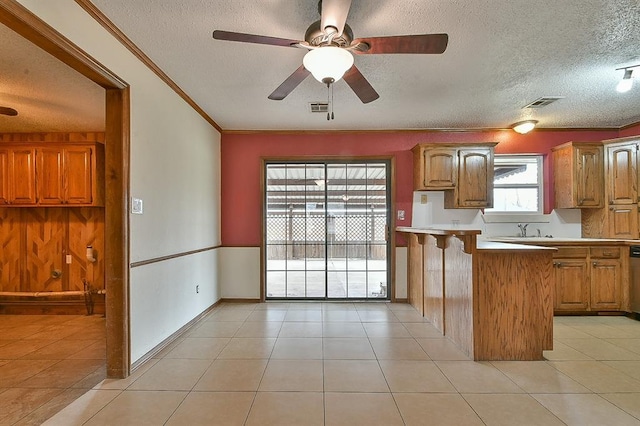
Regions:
[[484, 154, 544, 215]]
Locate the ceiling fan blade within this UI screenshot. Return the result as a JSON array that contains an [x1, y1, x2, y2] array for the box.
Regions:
[[0, 106, 18, 116], [268, 65, 311, 100], [343, 66, 379, 104], [213, 30, 301, 48], [352, 33, 449, 54], [320, 0, 352, 36]]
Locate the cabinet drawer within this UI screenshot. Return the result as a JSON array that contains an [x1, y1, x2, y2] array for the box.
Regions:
[[553, 247, 588, 258], [590, 247, 620, 259]]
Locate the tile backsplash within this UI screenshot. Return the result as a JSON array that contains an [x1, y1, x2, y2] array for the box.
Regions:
[[411, 191, 582, 238]]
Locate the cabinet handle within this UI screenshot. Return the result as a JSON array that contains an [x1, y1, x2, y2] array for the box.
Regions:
[[592, 262, 598, 267], [610, 207, 614, 211]]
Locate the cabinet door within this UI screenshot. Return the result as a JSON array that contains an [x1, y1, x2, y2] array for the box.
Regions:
[[11, 148, 37, 205], [38, 147, 65, 205], [65, 147, 93, 204], [422, 148, 457, 189], [456, 147, 493, 208], [608, 204, 638, 239], [607, 143, 637, 205], [554, 259, 589, 311], [575, 146, 603, 208], [590, 259, 621, 310], [0, 149, 9, 205]]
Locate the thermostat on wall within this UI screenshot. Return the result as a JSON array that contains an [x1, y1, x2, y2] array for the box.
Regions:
[[131, 197, 143, 214]]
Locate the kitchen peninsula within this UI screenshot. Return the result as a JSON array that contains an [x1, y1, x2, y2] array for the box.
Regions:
[[398, 227, 556, 361]]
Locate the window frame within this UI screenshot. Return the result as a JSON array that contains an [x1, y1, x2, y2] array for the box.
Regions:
[[485, 154, 544, 215]]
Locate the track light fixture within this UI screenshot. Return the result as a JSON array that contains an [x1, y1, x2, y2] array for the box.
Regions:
[[616, 65, 639, 93]]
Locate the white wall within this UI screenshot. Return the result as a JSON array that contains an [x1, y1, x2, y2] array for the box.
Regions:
[[130, 250, 219, 362], [219, 247, 261, 299], [411, 191, 582, 238], [18, 0, 222, 364]]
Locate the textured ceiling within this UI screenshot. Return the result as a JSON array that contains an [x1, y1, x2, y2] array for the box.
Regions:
[[2, 1, 640, 133], [0, 24, 105, 133]]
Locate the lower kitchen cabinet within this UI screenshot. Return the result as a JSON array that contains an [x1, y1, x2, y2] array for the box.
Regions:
[[553, 246, 624, 312], [554, 258, 589, 311], [590, 258, 622, 310]]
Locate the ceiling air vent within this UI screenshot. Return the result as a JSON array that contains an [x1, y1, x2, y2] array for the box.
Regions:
[[522, 97, 563, 109], [309, 102, 329, 113]]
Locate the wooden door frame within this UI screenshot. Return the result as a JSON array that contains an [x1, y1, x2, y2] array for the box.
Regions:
[[0, 1, 131, 378]]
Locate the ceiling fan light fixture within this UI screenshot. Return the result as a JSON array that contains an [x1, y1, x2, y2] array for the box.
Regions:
[[616, 68, 634, 93], [303, 46, 354, 84], [512, 120, 538, 134]]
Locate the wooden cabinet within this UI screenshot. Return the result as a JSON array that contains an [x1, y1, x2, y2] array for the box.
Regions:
[[553, 247, 589, 311], [552, 142, 603, 208], [38, 146, 94, 205], [412, 143, 497, 208], [0, 147, 37, 205], [608, 204, 638, 239], [607, 142, 637, 205], [448, 147, 494, 208], [418, 147, 457, 189], [581, 137, 640, 239], [0, 142, 103, 207], [553, 245, 624, 312]]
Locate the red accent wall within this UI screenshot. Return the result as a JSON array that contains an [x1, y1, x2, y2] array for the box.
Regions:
[[221, 129, 621, 247], [620, 123, 640, 138]]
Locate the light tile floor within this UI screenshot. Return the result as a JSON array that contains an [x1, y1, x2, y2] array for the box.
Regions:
[[14, 303, 640, 425], [0, 314, 106, 425]]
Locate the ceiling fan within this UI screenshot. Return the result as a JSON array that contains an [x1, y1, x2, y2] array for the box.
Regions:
[[0, 106, 18, 116], [213, 0, 448, 104]]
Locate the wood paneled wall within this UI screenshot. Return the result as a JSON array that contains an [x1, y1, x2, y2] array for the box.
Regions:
[[0, 207, 104, 294]]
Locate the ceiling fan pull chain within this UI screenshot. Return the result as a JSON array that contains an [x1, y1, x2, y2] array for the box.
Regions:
[[331, 82, 335, 120], [327, 81, 331, 120]]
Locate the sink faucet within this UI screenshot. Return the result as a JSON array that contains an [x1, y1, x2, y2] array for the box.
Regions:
[[517, 223, 529, 237]]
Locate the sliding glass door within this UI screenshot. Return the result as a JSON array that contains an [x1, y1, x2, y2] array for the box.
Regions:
[[264, 161, 390, 300]]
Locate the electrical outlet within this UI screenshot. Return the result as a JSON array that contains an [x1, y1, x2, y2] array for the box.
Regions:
[[397, 210, 405, 221], [196, 285, 199, 294], [65, 255, 72, 264], [420, 194, 428, 204]]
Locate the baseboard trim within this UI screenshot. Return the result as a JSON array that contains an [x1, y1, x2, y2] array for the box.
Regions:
[[130, 300, 221, 373], [395, 298, 408, 303], [220, 298, 261, 303]]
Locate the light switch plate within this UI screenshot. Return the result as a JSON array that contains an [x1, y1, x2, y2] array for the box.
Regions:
[[420, 194, 428, 204], [131, 197, 143, 214]]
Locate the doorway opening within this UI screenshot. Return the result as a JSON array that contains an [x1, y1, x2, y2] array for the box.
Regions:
[[264, 160, 391, 300]]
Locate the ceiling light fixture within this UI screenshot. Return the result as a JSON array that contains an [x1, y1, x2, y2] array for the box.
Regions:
[[616, 67, 637, 93], [512, 120, 538, 134], [303, 46, 354, 85]]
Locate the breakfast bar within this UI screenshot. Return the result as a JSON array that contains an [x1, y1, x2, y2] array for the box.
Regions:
[[398, 227, 556, 361]]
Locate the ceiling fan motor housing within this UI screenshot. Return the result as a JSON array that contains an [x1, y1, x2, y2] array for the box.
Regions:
[[305, 20, 354, 47]]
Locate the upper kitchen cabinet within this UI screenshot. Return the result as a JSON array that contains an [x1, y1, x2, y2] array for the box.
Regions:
[[606, 141, 638, 205], [413, 146, 457, 189], [38, 145, 96, 205], [552, 142, 604, 209], [0, 142, 104, 207], [0, 146, 37, 206], [412, 143, 497, 208], [582, 136, 640, 239]]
